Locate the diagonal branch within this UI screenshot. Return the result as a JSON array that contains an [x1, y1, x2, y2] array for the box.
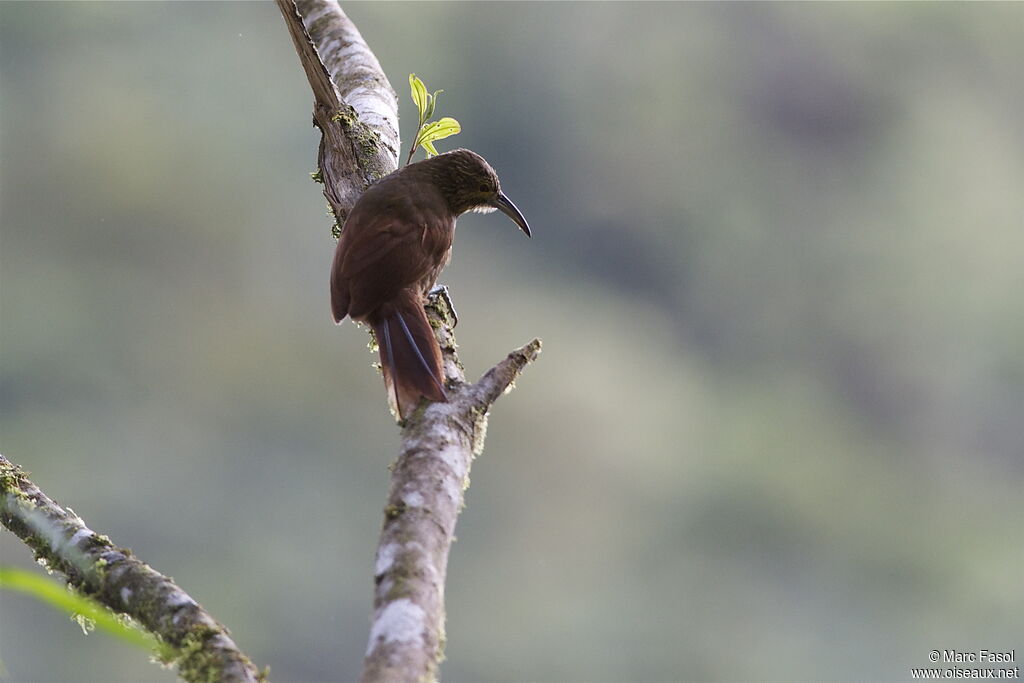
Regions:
[[361, 295, 541, 683], [0, 454, 263, 683], [275, 0, 399, 230]]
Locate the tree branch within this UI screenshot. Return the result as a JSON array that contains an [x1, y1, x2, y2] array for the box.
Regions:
[[275, 0, 399, 230], [276, 4, 543, 681], [362, 295, 541, 683], [0, 454, 263, 683]]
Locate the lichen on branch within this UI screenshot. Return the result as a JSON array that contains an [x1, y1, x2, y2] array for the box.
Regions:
[[0, 454, 264, 683]]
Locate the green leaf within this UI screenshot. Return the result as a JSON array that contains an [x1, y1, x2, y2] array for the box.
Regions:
[[418, 117, 461, 147], [424, 89, 442, 121], [409, 74, 428, 124], [421, 139, 440, 157], [0, 567, 157, 652]]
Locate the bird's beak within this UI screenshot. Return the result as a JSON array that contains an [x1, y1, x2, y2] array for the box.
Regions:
[[492, 192, 531, 237]]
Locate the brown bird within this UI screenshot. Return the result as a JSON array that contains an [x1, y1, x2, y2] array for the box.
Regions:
[[330, 148, 531, 419]]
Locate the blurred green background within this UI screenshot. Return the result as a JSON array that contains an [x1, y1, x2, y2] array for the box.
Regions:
[[2, 2, 1022, 681]]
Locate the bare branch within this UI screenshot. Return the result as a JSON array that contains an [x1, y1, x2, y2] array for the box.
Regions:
[[0, 454, 263, 683], [361, 295, 541, 682], [296, 0, 398, 142], [275, 0, 399, 230]]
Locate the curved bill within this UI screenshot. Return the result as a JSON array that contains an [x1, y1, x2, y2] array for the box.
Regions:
[[492, 192, 532, 237]]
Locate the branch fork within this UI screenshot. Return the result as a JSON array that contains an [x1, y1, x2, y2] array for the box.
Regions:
[[363, 293, 541, 682]]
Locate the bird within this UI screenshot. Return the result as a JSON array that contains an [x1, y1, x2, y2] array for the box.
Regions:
[[330, 148, 531, 420]]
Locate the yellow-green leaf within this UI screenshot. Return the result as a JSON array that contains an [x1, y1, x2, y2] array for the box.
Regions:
[[0, 567, 156, 651], [421, 139, 440, 157], [418, 117, 461, 147], [409, 74, 428, 123], [424, 89, 442, 121]]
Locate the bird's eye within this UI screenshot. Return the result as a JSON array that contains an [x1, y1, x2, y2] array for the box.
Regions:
[[479, 183, 490, 192]]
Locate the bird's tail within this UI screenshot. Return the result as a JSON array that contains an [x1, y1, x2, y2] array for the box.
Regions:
[[370, 291, 447, 420]]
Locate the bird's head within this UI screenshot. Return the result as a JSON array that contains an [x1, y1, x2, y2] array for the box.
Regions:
[[424, 148, 531, 237]]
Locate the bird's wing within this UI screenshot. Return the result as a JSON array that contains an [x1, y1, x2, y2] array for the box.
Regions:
[[331, 190, 451, 320], [338, 215, 421, 280]]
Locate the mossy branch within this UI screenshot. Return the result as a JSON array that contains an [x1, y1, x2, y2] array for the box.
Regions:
[[275, 0, 400, 231], [361, 293, 541, 683], [276, 5, 542, 682], [0, 454, 265, 683]]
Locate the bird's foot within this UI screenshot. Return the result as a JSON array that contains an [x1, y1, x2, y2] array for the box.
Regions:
[[428, 284, 459, 327]]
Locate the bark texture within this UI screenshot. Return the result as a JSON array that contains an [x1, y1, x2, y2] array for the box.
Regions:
[[0, 454, 263, 683], [276, 0, 400, 232], [277, 3, 543, 681], [361, 297, 541, 683]]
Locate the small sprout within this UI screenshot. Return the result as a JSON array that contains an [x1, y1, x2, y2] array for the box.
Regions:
[[406, 74, 461, 164]]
